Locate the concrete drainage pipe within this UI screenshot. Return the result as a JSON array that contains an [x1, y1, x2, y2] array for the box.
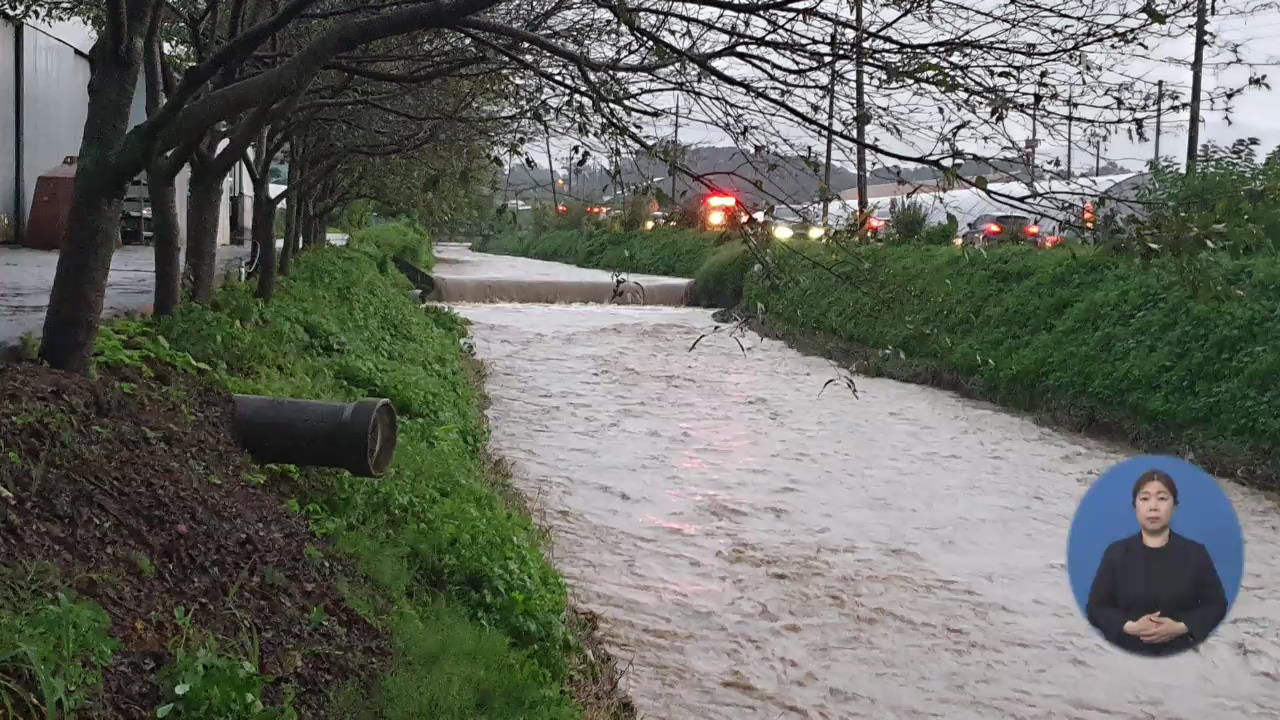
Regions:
[[231, 395, 399, 478]]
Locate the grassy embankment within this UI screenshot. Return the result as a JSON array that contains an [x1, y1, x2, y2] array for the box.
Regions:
[[477, 227, 754, 308], [746, 240, 1280, 488], [484, 225, 1280, 487], [0, 221, 630, 718]]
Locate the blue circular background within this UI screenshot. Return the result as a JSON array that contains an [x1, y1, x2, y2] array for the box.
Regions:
[[1066, 454, 1245, 634]]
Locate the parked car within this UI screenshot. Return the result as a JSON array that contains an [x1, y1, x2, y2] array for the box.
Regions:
[[643, 211, 670, 231], [957, 213, 1042, 247], [863, 211, 891, 236], [767, 207, 828, 241]]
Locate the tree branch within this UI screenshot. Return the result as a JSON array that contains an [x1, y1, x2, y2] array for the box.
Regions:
[[146, 0, 506, 155]]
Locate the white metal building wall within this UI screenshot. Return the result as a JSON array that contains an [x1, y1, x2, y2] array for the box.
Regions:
[[0, 18, 16, 230], [19, 25, 91, 230]]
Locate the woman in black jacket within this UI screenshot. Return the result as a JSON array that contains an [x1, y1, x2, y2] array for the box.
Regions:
[[1086, 469, 1229, 656]]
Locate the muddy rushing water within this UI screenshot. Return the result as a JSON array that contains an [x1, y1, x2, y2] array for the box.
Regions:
[[433, 244, 1280, 719]]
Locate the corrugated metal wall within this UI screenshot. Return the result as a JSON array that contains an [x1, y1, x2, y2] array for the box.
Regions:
[[0, 19, 16, 229], [21, 25, 90, 226]]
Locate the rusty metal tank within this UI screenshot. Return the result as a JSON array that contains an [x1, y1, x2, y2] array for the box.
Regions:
[[22, 156, 120, 251], [23, 156, 79, 250]]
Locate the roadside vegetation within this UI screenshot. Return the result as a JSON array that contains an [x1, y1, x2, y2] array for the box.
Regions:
[[0, 222, 631, 719]]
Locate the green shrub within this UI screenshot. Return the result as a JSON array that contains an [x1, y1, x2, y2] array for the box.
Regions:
[[620, 195, 655, 232], [920, 222, 958, 246], [692, 243, 756, 308], [154, 607, 293, 720], [0, 590, 119, 719], [888, 201, 929, 243], [1109, 138, 1280, 258], [350, 222, 434, 270]]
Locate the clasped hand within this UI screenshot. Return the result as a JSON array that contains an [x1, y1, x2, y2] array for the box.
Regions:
[[1123, 612, 1188, 644]]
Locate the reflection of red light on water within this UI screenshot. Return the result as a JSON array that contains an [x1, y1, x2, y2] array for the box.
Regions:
[[640, 515, 699, 535]]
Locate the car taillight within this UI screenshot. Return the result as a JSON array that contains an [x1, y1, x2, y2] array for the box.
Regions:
[[706, 195, 736, 208], [1043, 235, 1063, 248], [556, 204, 568, 214], [1024, 224, 1040, 236], [984, 222, 1003, 235], [867, 217, 886, 231]]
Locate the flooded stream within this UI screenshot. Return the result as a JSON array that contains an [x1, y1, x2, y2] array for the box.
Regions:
[[433, 244, 1280, 719]]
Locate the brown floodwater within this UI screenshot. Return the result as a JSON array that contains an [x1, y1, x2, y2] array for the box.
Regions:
[[433, 243, 1280, 719]]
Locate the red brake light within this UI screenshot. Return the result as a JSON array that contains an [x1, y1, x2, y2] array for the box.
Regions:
[[706, 194, 737, 208], [984, 222, 1003, 235], [556, 204, 568, 214], [1044, 235, 1063, 248], [1024, 224, 1041, 236], [867, 217, 886, 230]]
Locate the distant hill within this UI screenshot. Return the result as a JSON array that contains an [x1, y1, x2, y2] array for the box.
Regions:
[[498, 145, 1131, 207]]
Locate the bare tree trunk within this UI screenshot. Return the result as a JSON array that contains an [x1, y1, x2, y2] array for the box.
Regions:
[[143, 18, 184, 316], [280, 194, 296, 276], [301, 201, 316, 248], [41, 191, 126, 371], [253, 182, 278, 300], [147, 163, 183, 315], [313, 211, 327, 247], [40, 35, 144, 371], [184, 168, 225, 303], [279, 146, 297, 276]]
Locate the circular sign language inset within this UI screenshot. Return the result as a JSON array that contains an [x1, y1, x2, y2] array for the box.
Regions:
[[1066, 455, 1244, 657]]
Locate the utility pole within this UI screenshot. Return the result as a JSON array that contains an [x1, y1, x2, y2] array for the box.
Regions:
[[1095, 140, 1102, 177], [1186, 0, 1208, 175], [1066, 92, 1074, 180], [566, 148, 573, 196], [670, 96, 680, 204], [1154, 79, 1164, 167], [854, 0, 868, 213], [821, 27, 839, 226], [1028, 93, 1039, 184], [614, 143, 624, 205], [544, 129, 558, 207], [503, 149, 515, 202]]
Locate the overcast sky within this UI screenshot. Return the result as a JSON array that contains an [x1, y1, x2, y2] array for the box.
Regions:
[[35, 7, 1280, 178], [653, 5, 1280, 177]]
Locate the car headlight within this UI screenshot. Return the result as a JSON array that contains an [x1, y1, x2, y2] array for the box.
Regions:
[[772, 224, 795, 240], [644, 219, 655, 231], [952, 236, 963, 246], [807, 226, 827, 240]]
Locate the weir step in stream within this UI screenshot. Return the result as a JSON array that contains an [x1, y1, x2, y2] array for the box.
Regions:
[[425, 243, 695, 306]]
